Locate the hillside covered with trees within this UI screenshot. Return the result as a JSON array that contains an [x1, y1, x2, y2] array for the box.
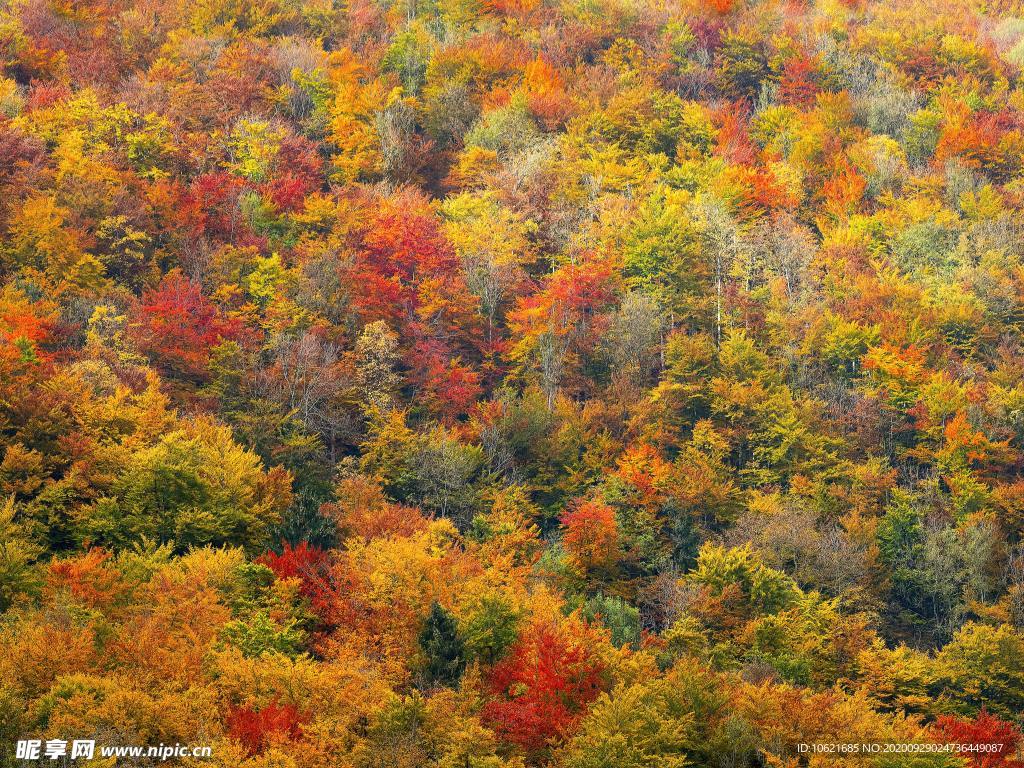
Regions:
[[2, 0, 1024, 764]]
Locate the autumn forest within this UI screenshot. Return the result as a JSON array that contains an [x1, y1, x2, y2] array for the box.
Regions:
[[2, 0, 1024, 764]]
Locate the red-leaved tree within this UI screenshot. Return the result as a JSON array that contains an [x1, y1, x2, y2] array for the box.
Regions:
[[227, 700, 304, 756], [129, 272, 246, 380], [931, 710, 1024, 768], [258, 542, 334, 622], [483, 621, 605, 758], [561, 499, 620, 574]]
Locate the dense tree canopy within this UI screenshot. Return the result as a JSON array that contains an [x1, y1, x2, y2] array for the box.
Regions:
[[2, 0, 1024, 764]]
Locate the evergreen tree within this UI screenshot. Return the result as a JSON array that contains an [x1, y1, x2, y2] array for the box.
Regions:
[[418, 602, 466, 687]]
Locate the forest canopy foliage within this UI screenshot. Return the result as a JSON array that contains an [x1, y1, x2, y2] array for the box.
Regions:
[[2, 0, 1024, 764]]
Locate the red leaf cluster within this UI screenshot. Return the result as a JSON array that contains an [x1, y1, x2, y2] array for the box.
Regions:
[[128, 272, 245, 379], [483, 622, 605, 756], [931, 710, 1024, 768], [258, 542, 334, 621], [227, 700, 304, 756]]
